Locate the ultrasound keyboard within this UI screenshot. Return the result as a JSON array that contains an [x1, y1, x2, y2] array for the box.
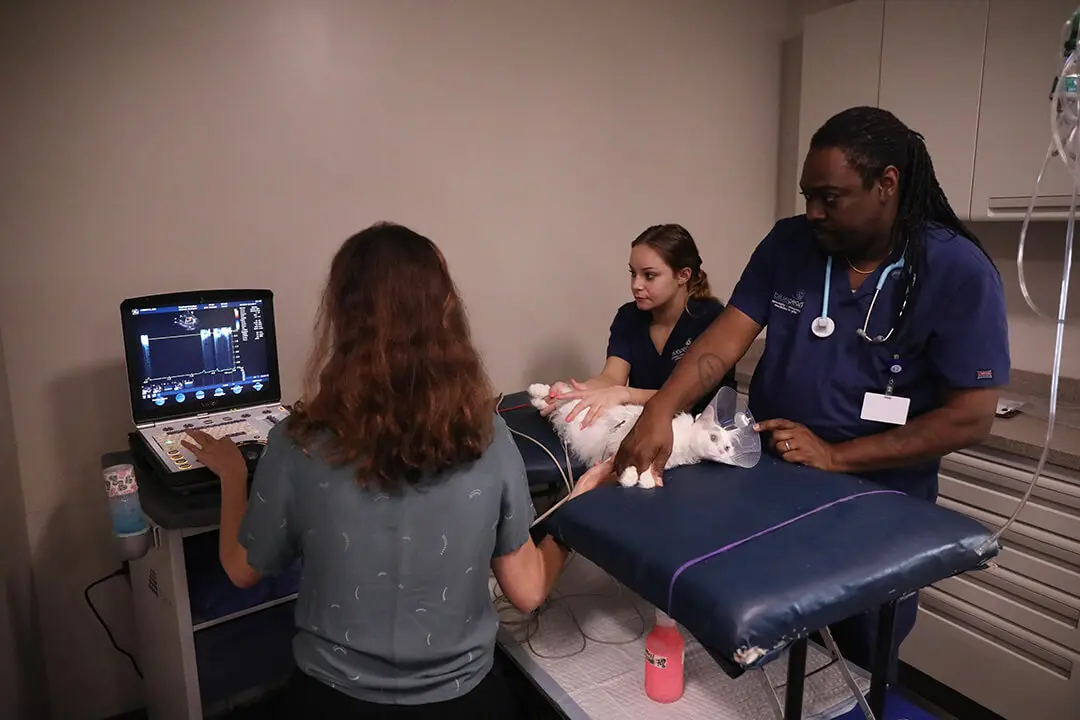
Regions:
[[138, 404, 290, 474]]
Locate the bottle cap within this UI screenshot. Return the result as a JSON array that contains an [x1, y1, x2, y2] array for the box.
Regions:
[[655, 609, 676, 628]]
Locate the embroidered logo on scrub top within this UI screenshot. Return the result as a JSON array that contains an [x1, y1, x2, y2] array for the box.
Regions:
[[670, 338, 693, 362], [771, 291, 805, 315], [976, 369, 994, 380]]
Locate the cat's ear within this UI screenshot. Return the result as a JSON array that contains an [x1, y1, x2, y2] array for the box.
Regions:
[[696, 404, 717, 427]]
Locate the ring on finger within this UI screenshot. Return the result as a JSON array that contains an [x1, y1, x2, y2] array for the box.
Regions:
[[784, 440, 791, 452]]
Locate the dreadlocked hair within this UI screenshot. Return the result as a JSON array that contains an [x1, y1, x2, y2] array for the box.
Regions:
[[809, 106, 996, 347]]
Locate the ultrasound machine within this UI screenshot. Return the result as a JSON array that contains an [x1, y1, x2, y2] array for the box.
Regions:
[[120, 289, 291, 493]]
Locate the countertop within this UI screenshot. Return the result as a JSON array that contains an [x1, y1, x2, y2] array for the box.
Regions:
[[733, 340, 1080, 473]]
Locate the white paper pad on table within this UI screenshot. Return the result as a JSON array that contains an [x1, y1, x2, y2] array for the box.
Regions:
[[495, 555, 870, 719]]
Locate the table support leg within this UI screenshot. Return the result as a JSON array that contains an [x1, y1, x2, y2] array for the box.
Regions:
[[783, 637, 808, 718], [821, 627, 876, 720], [867, 599, 897, 719]]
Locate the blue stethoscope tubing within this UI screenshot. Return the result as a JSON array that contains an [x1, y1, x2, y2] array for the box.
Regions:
[[811, 255, 906, 339]]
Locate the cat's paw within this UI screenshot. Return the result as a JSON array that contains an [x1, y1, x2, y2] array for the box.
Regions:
[[527, 383, 551, 399], [637, 468, 657, 489], [618, 467, 639, 488], [527, 383, 551, 410]]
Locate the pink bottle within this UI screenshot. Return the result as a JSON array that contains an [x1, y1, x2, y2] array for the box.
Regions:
[[644, 609, 685, 703]]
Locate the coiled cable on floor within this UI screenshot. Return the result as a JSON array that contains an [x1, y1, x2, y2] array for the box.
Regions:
[[491, 555, 646, 659]]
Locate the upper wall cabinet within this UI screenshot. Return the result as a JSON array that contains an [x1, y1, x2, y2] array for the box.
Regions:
[[797, 0, 1079, 221], [878, 0, 988, 219], [971, 0, 1080, 218]]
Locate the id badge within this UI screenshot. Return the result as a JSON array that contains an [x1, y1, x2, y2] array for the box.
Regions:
[[860, 392, 910, 425]]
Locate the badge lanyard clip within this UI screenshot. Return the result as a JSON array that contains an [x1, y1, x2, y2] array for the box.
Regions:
[[886, 354, 901, 397]]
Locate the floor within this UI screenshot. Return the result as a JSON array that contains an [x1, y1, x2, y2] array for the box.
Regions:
[[109, 658, 1001, 719], [835, 690, 950, 720]]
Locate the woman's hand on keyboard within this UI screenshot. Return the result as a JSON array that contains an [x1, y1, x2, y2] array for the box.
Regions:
[[182, 429, 247, 484]]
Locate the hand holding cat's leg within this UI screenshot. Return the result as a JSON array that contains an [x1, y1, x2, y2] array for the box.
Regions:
[[559, 385, 631, 427], [637, 467, 657, 489]]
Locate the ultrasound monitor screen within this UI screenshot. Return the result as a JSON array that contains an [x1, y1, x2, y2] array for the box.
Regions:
[[121, 290, 281, 423]]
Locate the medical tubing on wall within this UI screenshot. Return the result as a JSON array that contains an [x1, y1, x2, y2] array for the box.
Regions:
[[984, 26, 1078, 552], [1018, 15, 1080, 324], [1016, 145, 1060, 322], [988, 185, 1074, 553]]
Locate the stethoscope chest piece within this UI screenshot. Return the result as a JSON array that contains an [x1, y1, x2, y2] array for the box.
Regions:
[[811, 315, 835, 338], [810, 253, 907, 342]]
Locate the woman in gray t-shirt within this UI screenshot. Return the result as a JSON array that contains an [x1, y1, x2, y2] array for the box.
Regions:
[[182, 222, 614, 717]]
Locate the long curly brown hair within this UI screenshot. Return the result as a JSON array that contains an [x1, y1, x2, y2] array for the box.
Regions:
[[287, 222, 495, 489]]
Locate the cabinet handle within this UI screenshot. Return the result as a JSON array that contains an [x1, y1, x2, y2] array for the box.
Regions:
[[988, 195, 1077, 213]]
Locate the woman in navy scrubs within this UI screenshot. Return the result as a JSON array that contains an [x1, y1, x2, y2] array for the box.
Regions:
[[613, 107, 1010, 680], [542, 224, 736, 427]]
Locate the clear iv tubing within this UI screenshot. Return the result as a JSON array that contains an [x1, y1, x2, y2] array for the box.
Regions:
[[983, 22, 1077, 553]]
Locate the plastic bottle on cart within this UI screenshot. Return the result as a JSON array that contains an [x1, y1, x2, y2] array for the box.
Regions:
[[644, 608, 685, 703], [104, 463, 149, 536]]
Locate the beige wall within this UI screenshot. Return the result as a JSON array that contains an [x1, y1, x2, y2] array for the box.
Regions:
[[785, 0, 856, 38], [777, 1, 855, 216], [0, 1, 787, 717], [0, 331, 48, 719], [974, 220, 1080, 378]]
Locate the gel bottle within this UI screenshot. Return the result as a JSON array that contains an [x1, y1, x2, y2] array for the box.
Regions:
[[644, 609, 685, 702]]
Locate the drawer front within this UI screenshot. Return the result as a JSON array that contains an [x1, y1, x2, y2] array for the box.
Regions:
[[902, 596, 1080, 720], [901, 448, 1080, 718]]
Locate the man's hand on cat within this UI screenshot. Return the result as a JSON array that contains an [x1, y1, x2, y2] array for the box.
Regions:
[[613, 404, 673, 487], [557, 380, 631, 428], [754, 418, 837, 471]]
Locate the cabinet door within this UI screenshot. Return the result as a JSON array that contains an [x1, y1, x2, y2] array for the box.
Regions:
[[795, 0, 885, 212], [971, 0, 1080, 220], [901, 449, 1080, 720], [879, 0, 988, 220]]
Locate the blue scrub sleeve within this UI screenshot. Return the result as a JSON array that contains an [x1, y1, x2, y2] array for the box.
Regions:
[[701, 298, 725, 324], [605, 305, 635, 362], [239, 426, 300, 577], [928, 262, 1011, 389], [492, 421, 537, 557], [727, 227, 781, 327]]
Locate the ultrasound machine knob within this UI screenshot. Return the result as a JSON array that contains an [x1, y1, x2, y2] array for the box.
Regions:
[[237, 441, 266, 474]]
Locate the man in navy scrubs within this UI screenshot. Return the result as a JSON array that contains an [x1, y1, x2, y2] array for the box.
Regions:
[[613, 106, 1010, 678]]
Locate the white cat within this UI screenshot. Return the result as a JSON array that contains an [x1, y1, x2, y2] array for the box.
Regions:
[[527, 382, 739, 489]]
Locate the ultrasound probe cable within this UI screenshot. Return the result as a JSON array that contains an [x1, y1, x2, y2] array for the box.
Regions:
[[495, 393, 578, 528]]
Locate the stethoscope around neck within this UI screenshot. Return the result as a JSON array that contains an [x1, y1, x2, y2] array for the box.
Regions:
[[810, 255, 909, 343]]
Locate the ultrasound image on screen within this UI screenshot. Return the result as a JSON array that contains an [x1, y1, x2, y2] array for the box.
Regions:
[[127, 300, 271, 411]]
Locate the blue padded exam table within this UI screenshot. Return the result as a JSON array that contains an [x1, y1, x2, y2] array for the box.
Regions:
[[496, 391, 999, 719]]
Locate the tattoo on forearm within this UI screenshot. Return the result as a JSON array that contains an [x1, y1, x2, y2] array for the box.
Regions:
[[697, 353, 728, 396]]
